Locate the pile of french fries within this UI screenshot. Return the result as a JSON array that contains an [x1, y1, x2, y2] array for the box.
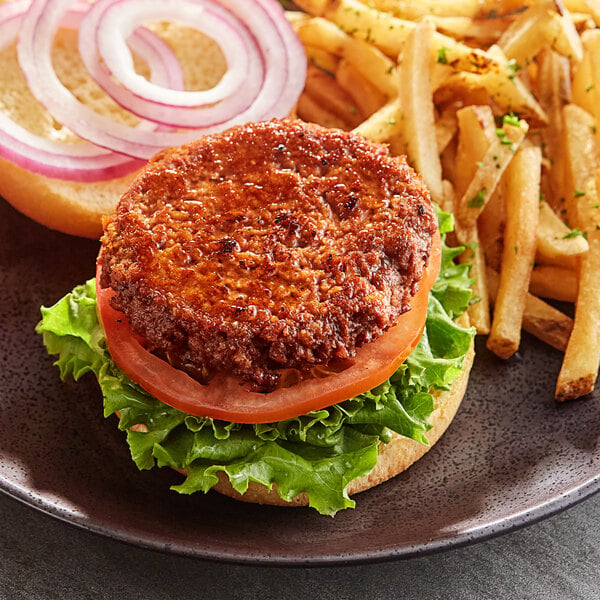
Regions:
[[287, 0, 600, 402]]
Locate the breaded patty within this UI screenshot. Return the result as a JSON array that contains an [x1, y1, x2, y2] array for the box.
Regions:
[[99, 119, 437, 391]]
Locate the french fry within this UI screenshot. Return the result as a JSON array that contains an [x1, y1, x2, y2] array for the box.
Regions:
[[437, 45, 548, 127], [292, 16, 399, 98], [555, 109, 600, 400], [421, 15, 508, 46], [441, 179, 456, 216], [294, 0, 503, 73], [564, 0, 600, 26], [335, 60, 387, 117], [338, 37, 399, 98], [304, 65, 365, 128], [556, 225, 600, 399], [435, 106, 458, 155], [563, 103, 600, 226], [397, 22, 443, 204], [498, 5, 583, 66], [478, 186, 505, 271], [498, 6, 556, 64], [360, 0, 484, 19], [352, 98, 404, 144], [571, 29, 600, 146], [454, 105, 497, 198], [457, 222, 491, 334], [487, 268, 574, 352], [455, 116, 528, 225], [297, 93, 352, 130], [536, 48, 571, 211], [487, 144, 542, 359], [530, 264, 578, 302], [304, 45, 339, 74], [536, 198, 589, 266]]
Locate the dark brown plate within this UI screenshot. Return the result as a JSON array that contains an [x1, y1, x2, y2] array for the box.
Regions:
[[1, 198, 599, 566]]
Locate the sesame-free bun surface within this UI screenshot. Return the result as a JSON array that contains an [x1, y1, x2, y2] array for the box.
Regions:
[[211, 340, 475, 507], [0, 22, 225, 238]]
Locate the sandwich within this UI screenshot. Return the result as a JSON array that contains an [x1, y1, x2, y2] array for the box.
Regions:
[[36, 118, 475, 515]]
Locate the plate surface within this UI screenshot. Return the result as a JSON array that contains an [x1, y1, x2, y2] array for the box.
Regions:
[[1, 198, 599, 566]]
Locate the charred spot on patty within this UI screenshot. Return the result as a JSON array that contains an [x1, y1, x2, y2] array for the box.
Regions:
[[99, 119, 437, 391]]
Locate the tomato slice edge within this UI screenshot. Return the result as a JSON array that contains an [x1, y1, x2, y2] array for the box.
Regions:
[[96, 230, 441, 424]]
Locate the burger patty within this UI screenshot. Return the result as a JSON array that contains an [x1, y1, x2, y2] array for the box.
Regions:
[[99, 119, 437, 391]]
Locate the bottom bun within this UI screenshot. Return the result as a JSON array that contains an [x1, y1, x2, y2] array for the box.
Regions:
[[211, 340, 475, 508]]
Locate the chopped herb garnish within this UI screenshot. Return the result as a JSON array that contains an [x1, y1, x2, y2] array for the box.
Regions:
[[506, 59, 522, 80], [468, 189, 486, 208], [563, 228, 586, 239], [437, 47, 449, 64], [503, 113, 520, 127]]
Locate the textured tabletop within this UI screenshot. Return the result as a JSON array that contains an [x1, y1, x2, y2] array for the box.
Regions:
[[2, 489, 599, 600]]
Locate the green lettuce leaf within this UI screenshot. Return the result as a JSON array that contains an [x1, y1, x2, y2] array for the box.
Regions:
[[36, 210, 475, 516]]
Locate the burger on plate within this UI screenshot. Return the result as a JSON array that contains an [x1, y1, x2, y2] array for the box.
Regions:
[[37, 119, 475, 515]]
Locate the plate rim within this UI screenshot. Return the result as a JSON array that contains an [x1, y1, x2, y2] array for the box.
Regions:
[[2, 469, 599, 566]]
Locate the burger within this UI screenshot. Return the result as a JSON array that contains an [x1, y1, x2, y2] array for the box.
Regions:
[[37, 119, 475, 515]]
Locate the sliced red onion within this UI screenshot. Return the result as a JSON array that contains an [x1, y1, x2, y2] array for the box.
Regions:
[[0, 2, 142, 181], [90, 0, 250, 107], [17, 0, 306, 159], [78, 0, 264, 128]]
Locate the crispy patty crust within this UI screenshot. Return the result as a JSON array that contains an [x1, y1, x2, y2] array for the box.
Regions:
[[100, 119, 437, 390]]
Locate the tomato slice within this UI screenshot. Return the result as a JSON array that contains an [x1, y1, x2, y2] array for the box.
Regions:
[[96, 230, 440, 424]]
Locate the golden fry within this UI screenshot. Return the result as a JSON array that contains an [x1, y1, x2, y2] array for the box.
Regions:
[[304, 66, 365, 128], [530, 265, 578, 303], [536, 199, 589, 266], [360, 0, 483, 19], [435, 106, 458, 155], [292, 16, 399, 97], [304, 45, 339, 74], [536, 48, 571, 211], [455, 117, 528, 225], [487, 144, 542, 359], [457, 222, 490, 335], [454, 105, 497, 198], [555, 115, 600, 400], [352, 98, 404, 146], [336, 60, 387, 117], [556, 225, 600, 399], [487, 268, 574, 352], [478, 186, 505, 272], [421, 15, 508, 46], [294, 0, 503, 73], [563, 103, 600, 226], [297, 93, 352, 130], [571, 29, 600, 146], [398, 22, 443, 204], [564, 0, 600, 26]]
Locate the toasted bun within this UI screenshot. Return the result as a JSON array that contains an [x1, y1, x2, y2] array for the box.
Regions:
[[211, 339, 475, 507], [0, 23, 225, 238]]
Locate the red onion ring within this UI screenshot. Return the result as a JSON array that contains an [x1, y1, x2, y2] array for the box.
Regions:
[[90, 0, 251, 107], [17, 0, 306, 159], [78, 0, 265, 128]]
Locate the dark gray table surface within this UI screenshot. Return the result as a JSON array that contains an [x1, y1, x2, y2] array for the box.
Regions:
[[2, 488, 598, 600]]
